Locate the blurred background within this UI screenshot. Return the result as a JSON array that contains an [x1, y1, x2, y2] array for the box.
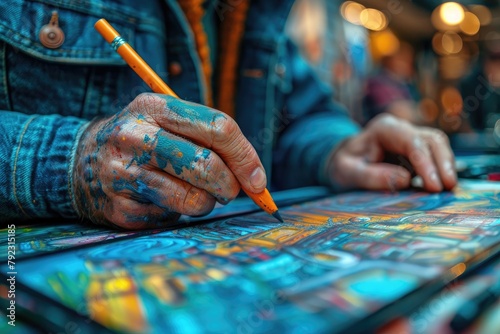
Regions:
[[287, 0, 500, 150]]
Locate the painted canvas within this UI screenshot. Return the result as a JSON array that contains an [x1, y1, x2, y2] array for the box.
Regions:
[[0, 223, 140, 260], [404, 253, 500, 334], [3, 182, 500, 333], [0, 187, 329, 260]]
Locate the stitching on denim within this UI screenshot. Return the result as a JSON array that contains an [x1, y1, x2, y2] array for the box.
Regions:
[[12, 115, 37, 218], [68, 121, 91, 218], [0, 41, 11, 110]]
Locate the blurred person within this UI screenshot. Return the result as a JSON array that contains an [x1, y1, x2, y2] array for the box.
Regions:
[[287, 0, 370, 122], [460, 33, 500, 132], [363, 40, 423, 125], [0, 0, 456, 229]]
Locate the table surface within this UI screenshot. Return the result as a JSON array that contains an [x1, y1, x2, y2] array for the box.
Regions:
[[1, 180, 500, 334]]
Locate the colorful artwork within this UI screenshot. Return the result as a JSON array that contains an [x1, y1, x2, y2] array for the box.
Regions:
[[0, 187, 329, 260], [4, 182, 500, 333], [0, 223, 138, 260], [380, 250, 500, 334]]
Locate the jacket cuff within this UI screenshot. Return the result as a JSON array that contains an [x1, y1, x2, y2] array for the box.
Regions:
[[13, 114, 88, 219], [314, 119, 360, 187]]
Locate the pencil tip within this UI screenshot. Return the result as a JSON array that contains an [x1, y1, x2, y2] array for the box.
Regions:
[[272, 211, 284, 223]]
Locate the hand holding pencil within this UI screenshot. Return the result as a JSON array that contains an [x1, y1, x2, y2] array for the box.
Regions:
[[70, 19, 282, 229]]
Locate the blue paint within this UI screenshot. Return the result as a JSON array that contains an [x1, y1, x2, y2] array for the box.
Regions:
[[349, 274, 418, 301], [95, 111, 128, 148], [128, 150, 152, 168], [163, 96, 226, 127], [155, 130, 198, 175], [194, 149, 211, 162], [113, 179, 158, 205], [144, 134, 151, 143], [91, 180, 106, 211], [137, 114, 146, 121]]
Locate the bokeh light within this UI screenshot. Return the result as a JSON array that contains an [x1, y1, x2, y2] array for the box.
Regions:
[[439, 55, 469, 80], [440, 2, 465, 26], [468, 4, 492, 26], [340, 1, 366, 25], [370, 29, 400, 60], [419, 98, 440, 123], [442, 31, 463, 54], [360, 8, 388, 31], [459, 12, 481, 35], [432, 31, 463, 55], [441, 86, 463, 116]]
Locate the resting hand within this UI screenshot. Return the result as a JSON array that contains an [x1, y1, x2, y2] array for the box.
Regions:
[[327, 114, 457, 192], [73, 94, 267, 229]]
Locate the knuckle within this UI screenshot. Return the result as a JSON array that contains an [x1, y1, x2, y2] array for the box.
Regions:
[[182, 187, 215, 216], [131, 93, 164, 116], [434, 130, 449, 144], [226, 182, 241, 201], [211, 116, 239, 143], [105, 203, 128, 228], [373, 113, 398, 128]]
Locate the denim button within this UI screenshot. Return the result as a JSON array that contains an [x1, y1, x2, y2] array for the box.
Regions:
[[275, 63, 286, 77], [168, 62, 182, 76], [39, 11, 65, 49]]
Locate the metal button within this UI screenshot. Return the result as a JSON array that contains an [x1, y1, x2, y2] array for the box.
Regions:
[[168, 62, 182, 76], [39, 11, 65, 49]]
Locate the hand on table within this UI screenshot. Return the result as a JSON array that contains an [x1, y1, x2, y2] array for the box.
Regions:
[[73, 94, 267, 229], [327, 114, 457, 192]]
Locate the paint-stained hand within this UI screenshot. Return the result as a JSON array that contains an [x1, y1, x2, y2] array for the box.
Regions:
[[73, 94, 267, 229], [327, 114, 457, 192]]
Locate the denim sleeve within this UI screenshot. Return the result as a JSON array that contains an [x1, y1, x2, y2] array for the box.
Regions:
[[273, 42, 360, 190], [0, 111, 88, 222]]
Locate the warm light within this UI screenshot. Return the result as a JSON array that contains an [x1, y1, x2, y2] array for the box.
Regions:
[[469, 5, 492, 26], [360, 8, 388, 31], [432, 32, 446, 55], [340, 1, 366, 25], [419, 98, 439, 123], [460, 12, 480, 35], [370, 29, 400, 60], [440, 2, 465, 26], [439, 55, 468, 80], [442, 31, 463, 54], [441, 86, 463, 116], [432, 31, 463, 55]]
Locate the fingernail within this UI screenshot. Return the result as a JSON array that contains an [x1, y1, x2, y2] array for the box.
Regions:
[[430, 172, 438, 182], [444, 161, 455, 177], [446, 165, 456, 181], [250, 167, 267, 189], [430, 172, 442, 189]]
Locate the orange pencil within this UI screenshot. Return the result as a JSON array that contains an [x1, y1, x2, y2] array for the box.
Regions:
[[94, 18, 283, 223]]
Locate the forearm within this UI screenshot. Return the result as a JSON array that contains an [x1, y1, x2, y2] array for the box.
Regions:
[[0, 111, 88, 222], [273, 110, 359, 189]]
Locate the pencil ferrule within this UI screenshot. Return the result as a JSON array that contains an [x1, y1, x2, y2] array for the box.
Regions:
[[110, 36, 126, 51]]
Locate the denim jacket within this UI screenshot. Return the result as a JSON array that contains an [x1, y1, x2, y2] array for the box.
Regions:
[[0, 0, 359, 221]]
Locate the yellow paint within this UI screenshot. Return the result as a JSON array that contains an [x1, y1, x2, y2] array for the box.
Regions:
[[144, 275, 184, 305], [186, 258, 204, 269], [206, 268, 226, 281], [449, 262, 466, 278], [209, 245, 243, 257], [104, 277, 132, 294], [86, 273, 146, 332]]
